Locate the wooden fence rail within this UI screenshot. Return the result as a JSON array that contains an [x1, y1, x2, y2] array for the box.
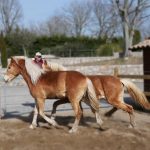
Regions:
[[113, 67, 150, 97]]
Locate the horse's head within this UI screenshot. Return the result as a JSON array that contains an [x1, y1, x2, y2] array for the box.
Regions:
[[4, 57, 22, 82], [42, 60, 52, 72]]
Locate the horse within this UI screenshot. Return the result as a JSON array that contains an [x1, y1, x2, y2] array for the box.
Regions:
[[42, 60, 67, 72], [49, 74, 150, 128], [4, 57, 102, 133]]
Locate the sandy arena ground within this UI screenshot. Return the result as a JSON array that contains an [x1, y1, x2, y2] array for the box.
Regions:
[[0, 108, 150, 150]]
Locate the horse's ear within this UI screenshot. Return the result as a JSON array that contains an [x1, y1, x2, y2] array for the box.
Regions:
[[10, 57, 15, 62], [10, 57, 17, 64], [43, 60, 47, 65]]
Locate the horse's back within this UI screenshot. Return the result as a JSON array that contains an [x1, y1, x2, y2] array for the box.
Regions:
[[40, 70, 87, 99], [40, 70, 87, 88], [88, 75, 121, 86], [66, 71, 87, 89], [88, 75, 123, 98], [97, 75, 122, 90]]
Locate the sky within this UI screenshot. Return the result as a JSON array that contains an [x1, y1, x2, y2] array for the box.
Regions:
[[20, 0, 72, 26]]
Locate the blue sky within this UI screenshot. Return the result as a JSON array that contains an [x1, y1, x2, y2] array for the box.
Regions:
[[20, 0, 72, 26]]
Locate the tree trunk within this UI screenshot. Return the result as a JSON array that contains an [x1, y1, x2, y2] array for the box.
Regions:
[[117, 0, 130, 58], [0, 33, 7, 68], [122, 20, 129, 57], [129, 30, 134, 48]]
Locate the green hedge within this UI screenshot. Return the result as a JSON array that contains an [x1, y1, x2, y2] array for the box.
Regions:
[[30, 36, 108, 57], [4, 34, 124, 57], [96, 43, 121, 56]]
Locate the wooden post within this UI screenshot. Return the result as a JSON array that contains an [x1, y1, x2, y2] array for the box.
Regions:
[[143, 49, 150, 101], [114, 67, 119, 77]]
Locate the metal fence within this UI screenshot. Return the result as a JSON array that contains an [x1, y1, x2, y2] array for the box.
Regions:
[[0, 84, 76, 118], [0, 84, 98, 118], [0, 85, 113, 118], [0, 79, 145, 118]]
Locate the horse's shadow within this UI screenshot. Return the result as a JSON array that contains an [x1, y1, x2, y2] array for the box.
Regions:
[[1, 97, 149, 130], [1, 104, 96, 130], [2, 112, 97, 131]]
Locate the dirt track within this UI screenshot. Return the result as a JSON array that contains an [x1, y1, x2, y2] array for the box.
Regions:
[[0, 108, 150, 150]]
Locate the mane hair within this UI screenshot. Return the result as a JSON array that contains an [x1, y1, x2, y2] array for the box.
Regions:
[[47, 61, 67, 71], [25, 58, 45, 84]]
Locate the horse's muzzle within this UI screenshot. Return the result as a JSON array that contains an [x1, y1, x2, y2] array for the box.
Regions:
[[4, 75, 10, 82]]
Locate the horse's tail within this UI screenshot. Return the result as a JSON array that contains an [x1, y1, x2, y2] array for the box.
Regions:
[[86, 78, 99, 111], [121, 79, 150, 110]]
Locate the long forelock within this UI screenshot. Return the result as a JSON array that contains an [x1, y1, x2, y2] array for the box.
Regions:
[[25, 58, 45, 84]]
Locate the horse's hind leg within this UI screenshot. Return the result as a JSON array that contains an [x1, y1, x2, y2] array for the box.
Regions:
[[91, 107, 104, 130], [104, 107, 118, 117], [106, 88, 136, 128], [51, 99, 85, 124], [128, 106, 136, 128], [79, 101, 85, 124], [120, 103, 136, 128], [51, 99, 69, 120], [83, 100, 103, 129], [69, 100, 83, 133], [112, 101, 136, 128]]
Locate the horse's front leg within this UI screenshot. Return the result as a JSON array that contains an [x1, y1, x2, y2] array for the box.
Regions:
[[37, 98, 58, 127], [30, 104, 38, 129]]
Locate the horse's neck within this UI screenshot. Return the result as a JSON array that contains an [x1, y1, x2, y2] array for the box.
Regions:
[[19, 60, 35, 90], [21, 70, 34, 89]]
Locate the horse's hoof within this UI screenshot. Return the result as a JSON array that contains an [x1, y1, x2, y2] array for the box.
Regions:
[[50, 115, 56, 120], [51, 121, 58, 127], [69, 129, 74, 133], [99, 126, 109, 131], [98, 124, 108, 131], [69, 128, 77, 133], [104, 113, 112, 117], [128, 124, 136, 129], [29, 124, 37, 129]]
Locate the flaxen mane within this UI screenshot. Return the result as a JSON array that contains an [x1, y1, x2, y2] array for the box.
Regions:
[[25, 58, 45, 84], [47, 61, 66, 71]]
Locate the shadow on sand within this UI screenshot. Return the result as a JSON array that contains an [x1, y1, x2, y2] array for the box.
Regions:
[[1, 97, 149, 125]]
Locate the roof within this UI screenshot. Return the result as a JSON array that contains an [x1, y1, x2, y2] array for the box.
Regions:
[[129, 38, 150, 51]]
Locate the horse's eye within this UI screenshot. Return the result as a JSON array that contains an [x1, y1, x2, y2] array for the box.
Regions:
[[8, 66, 11, 69]]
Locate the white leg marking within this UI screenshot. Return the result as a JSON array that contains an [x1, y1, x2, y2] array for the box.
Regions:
[[30, 105, 38, 129]]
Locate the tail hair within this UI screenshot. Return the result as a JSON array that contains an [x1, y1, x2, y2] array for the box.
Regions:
[[86, 78, 99, 111], [121, 79, 150, 110]]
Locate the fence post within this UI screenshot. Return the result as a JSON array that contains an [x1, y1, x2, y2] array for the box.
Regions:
[[0, 86, 6, 119], [114, 67, 119, 77], [0, 87, 1, 119]]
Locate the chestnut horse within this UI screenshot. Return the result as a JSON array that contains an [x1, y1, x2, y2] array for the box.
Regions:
[[4, 57, 102, 133], [42, 60, 67, 72], [47, 72, 150, 128]]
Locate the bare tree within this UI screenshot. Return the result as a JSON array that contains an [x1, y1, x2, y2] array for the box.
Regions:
[[46, 15, 71, 36], [112, 0, 150, 57], [63, 0, 91, 37], [91, 0, 119, 38], [141, 23, 150, 38], [0, 0, 22, 35]]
